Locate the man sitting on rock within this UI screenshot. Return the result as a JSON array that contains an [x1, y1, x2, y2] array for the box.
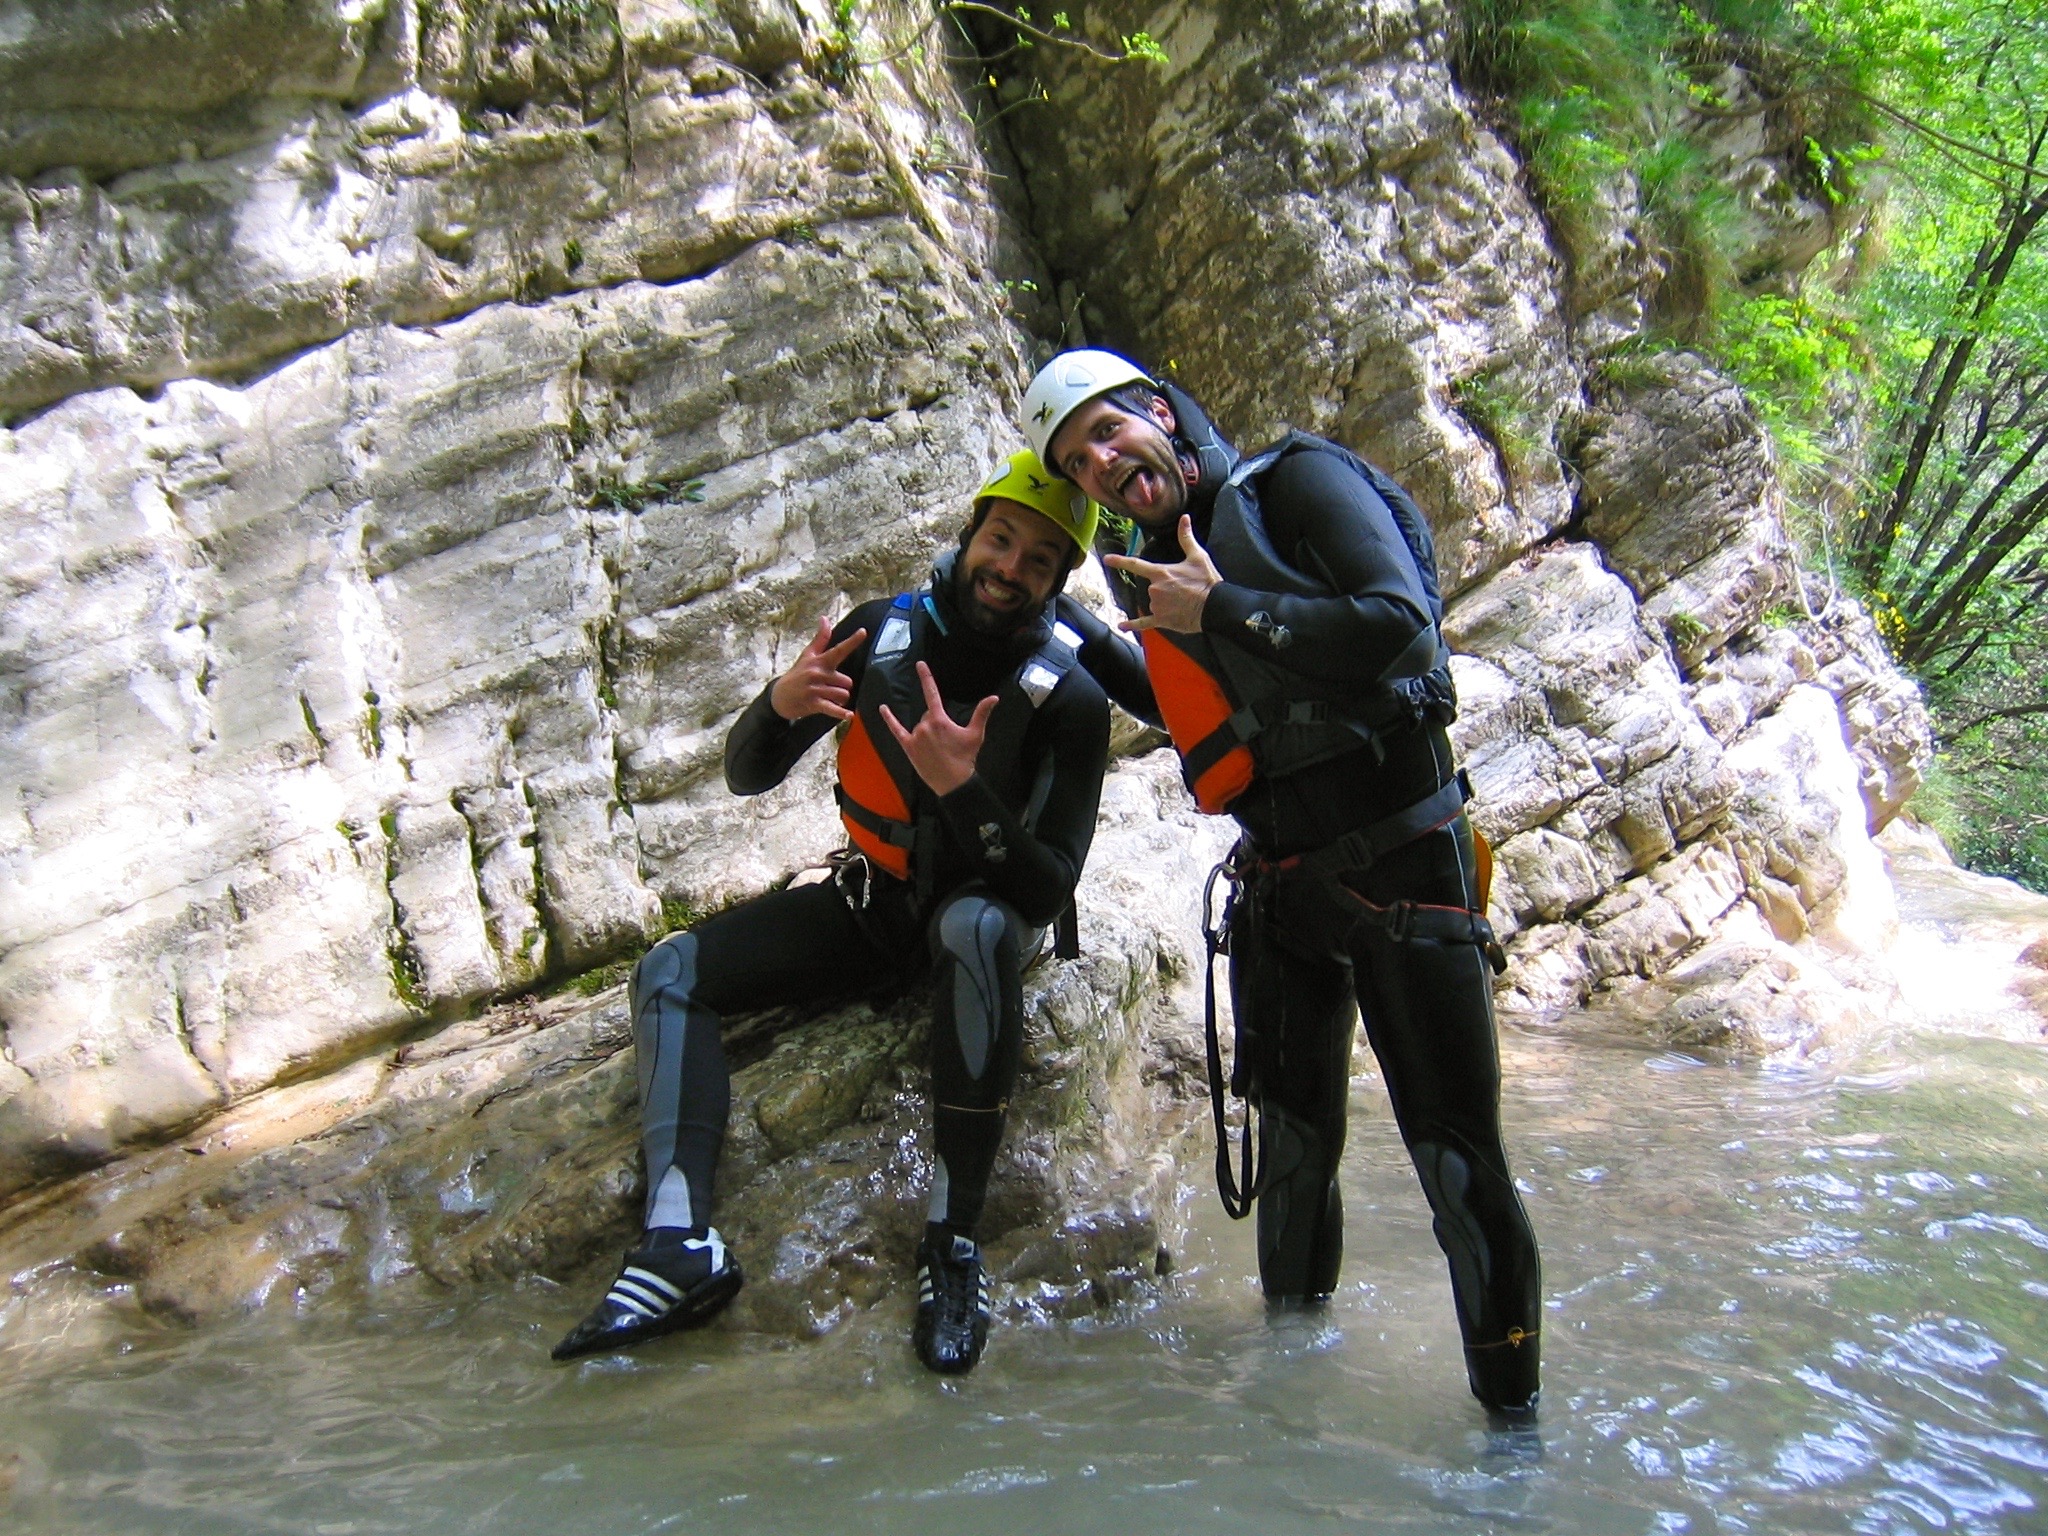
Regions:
[[553, 451, 1110, 1374]]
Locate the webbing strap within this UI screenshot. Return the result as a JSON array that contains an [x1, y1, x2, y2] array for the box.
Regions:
[[1180, 706, 1260, 787], [1285, 770, 1471, 882], [1341, 896, 1510, 975], [1180, 698, 1353, 789], [833, 785, 917, 848], [1201, 853, 1261, 1220]]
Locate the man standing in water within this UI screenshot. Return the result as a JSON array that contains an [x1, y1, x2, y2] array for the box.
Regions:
[[553, 452, 1110, 1375], [1025, 351, 1542, 1421]]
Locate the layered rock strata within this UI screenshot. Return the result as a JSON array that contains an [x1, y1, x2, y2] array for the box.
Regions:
[[0, 755, 1231, 1329], [2, 0, 1937, 1313], [3, 0, 1037, 1197], [993, 0, 1931, 1037]]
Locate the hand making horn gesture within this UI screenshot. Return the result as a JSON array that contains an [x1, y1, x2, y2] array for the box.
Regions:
[[770, 617, 869, 722], [879, 661, 995, 797], [1101, 515, 1222, 634]]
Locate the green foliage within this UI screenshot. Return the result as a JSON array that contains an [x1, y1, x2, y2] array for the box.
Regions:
[[1468, 0, 2048, 888], [566, 956, 635, 996], [1451, 367, 1548, 474], [389, 941, 429, 1012], [1711, 291, 1859, 418], [817, 0, 861, 84], [360, 689, 384, 757], [537, 0, 614, 31], [1121, 30, 1169, 65], [1818, 0, 2048, 887], [1665, 609, 1709, 648], [591, 476, 706, 511], [1459, 0, 1873, 341]]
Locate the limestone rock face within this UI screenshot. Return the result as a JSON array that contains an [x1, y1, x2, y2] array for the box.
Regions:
[[998, 0, 1579, 591], [1801, 595, 1936, 830], [2, 0, 1939, 1266], [0, 755, 1234, 1330], [1, 0, 1035, 1197], [1445, 545, 1736, 935], [1577, 352, 1797, 666]]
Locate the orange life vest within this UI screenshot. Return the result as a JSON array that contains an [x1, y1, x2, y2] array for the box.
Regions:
[[1141, 629, 1257, 814], [833, 586, 1077, 884], [1110, 434, 1453, 817]]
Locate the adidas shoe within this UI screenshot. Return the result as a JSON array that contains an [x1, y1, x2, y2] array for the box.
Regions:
[[913, 1228, 991, 1375], [551, 1227, 743, 1361]]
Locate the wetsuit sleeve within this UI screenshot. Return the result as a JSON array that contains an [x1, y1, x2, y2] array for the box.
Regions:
[[1198, 448, 1436, 686], [1055, 592, 1161, 727], [933, 671, 1111, 927], [723, 600, 891, 795]]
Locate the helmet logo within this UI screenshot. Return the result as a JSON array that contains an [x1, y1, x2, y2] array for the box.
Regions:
[[1031, 402, 1053, 424], [1027, 473, 1049, 491]]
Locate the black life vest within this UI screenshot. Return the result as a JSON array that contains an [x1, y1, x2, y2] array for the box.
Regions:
[[1117, 432, 1454, 815], [834, 571, 1079, 890]]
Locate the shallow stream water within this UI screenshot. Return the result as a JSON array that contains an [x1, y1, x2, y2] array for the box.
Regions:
[[4, 999, 2045, 1535]]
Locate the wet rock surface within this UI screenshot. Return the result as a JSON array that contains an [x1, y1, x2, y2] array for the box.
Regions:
[[0, 755, 1234, 1331], [2, 0, 1946, 1324]]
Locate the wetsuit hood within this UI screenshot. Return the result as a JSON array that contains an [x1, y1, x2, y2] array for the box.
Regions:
[[1160, 380, 1238, 532]]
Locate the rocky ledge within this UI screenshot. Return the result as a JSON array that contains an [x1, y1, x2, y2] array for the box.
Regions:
[[0, 754, 1233, 1335]]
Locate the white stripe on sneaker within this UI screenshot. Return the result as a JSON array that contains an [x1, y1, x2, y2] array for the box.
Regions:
[[611, 1278, 673, 1313], [607, 1289, 658, 1319], [622, 1266, 685, 1301]]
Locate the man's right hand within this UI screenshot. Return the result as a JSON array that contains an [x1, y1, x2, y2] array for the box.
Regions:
[[769, 617, 868, 722]]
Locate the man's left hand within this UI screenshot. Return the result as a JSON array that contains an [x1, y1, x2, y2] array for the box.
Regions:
[[879, 661, 995, 797], [1102, 516, 1221, 634]]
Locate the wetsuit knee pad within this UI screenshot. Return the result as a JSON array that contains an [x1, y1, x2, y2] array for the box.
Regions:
[[1409, 1139, 1493, 1322], [630, 933, 699, 1093], [1255, 1104, 1344, 1301], [932, 892, 1033, 1092], [631, 933, 695, 1031], [1410, 1136, 1543, 1411]]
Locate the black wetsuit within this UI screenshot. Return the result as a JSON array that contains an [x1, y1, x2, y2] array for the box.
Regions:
[[1064, 408, 1543, 1414], [629, 558, 1111, 1248]]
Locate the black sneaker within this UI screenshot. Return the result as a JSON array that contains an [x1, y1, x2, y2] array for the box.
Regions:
[[551, 1228, 742, 1361], [913, 1229, 991, 1375]]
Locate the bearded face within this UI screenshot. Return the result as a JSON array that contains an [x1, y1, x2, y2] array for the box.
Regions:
[[1047, 393, 1190, 529], [953, 500, 1071, 634]]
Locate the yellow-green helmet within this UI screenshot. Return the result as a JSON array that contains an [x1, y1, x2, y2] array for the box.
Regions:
[[974, 449, 1100, 556]]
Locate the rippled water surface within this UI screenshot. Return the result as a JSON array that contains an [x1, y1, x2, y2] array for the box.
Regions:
[[4, 1018, 2046, 1535]]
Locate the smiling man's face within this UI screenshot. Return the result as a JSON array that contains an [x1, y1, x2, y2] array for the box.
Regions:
[[1047, 393, 1191, 529], [955, 499, 1071, 633]]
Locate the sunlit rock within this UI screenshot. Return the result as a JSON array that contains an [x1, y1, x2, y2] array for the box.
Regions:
[[0, 755, 1233, 1331], [0, 0, 1943, 1290]]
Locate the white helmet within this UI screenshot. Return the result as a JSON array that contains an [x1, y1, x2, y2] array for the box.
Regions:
[[1022, 349, 1155, 472]]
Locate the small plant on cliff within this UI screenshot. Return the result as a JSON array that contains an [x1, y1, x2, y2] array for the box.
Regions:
[[1665, 609, 1710, 651], [1453, 0, 1875, 356], [591, 476, 706, 512], [941, 3, 1171, 70], [1451, 367, 1549, 476]]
